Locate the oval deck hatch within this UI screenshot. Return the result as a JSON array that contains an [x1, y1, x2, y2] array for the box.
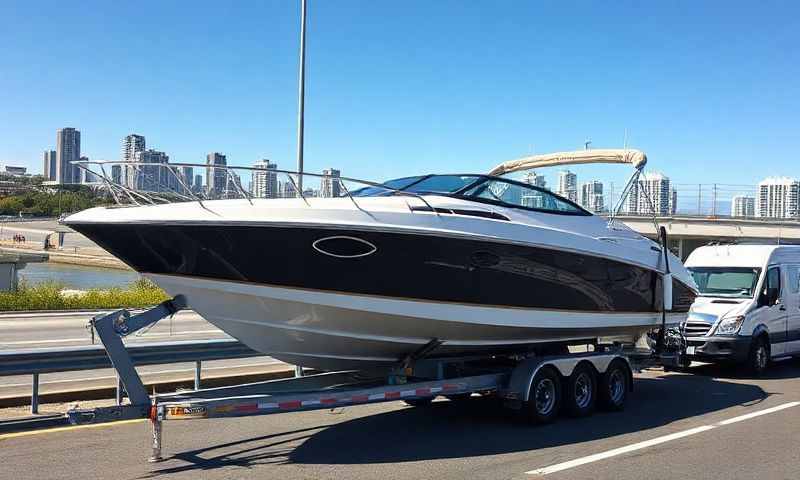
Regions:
[[312, 236, 377, 258]]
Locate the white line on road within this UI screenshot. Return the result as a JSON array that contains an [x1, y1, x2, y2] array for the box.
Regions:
[[526, 401, 800, 476]]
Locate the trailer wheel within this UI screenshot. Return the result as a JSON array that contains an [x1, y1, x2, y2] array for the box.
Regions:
[[524, 367, 561, 424], [598, 359, 629, 411], [564, 363, 597, 417], [404, 397, 434, 407]]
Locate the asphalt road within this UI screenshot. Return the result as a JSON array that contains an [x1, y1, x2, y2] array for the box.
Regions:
[[0, 310, 282, 400], [2, 361, 799, 480]]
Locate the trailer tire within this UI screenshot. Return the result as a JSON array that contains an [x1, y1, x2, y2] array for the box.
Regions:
[[523, 367, 561, 424], [404, 397, 434, 407], [598, 359, 629, 411], [564, 363, 597, 417]]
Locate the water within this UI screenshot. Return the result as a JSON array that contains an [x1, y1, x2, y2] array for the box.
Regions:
[[19, 262, 140, 290]]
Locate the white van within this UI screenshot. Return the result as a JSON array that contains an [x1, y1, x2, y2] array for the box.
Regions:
[[683, 244, 800, 373]]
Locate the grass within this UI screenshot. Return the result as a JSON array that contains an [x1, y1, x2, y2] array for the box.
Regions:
[[0, 278, 170, 311]]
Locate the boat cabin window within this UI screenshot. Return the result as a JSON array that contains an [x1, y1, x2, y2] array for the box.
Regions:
[[459, 178, 586, 215], [402, 175, 483, 194]]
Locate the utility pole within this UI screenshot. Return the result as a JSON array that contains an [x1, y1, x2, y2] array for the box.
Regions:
[[296, 0, 307, 195]]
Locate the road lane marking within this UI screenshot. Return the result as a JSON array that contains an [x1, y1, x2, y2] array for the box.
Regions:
[[0, 419, 145, 441], [717, 401, 800, 425], [526, 401, 800, 476]]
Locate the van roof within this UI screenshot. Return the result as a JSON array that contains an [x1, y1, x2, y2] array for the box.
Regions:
[[685, 244, 800, 268]]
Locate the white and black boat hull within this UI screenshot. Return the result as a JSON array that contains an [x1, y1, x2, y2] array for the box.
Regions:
[[149, 273, 687, 371]]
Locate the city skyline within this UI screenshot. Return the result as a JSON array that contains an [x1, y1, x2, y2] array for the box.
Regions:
[[2, 2, 799, 187]]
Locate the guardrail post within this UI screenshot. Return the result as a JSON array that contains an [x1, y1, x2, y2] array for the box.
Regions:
[[194, 361, 201, 390], [31, 373, 39, 414], [294, 365, 304, 377]]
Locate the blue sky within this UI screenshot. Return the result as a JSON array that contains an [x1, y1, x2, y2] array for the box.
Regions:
[[1, 0, 799, 190]]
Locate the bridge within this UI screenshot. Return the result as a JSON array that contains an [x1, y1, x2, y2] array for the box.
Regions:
[[615, 215, 800, 260]]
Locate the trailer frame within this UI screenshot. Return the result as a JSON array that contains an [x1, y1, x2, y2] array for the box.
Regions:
[[66, 297, 683, 462]]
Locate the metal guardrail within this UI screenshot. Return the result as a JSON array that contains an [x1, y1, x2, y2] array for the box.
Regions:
[[0, 339, 263, 413]]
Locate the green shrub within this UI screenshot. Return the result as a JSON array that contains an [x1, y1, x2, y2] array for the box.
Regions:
[[0, 279, 170, 311]]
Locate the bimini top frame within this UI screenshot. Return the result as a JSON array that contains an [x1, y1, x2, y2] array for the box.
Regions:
[[488, 149, 647, 177]]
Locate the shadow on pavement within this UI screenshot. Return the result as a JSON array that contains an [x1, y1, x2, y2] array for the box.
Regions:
[[146, 363, 797, 474], [685, 356, 800, 381]]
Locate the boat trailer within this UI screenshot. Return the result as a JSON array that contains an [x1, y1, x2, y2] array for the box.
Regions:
[[67, 296, 685, 463]]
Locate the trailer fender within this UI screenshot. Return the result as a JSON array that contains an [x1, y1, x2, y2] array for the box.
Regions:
[[506, 354, 629, 402]]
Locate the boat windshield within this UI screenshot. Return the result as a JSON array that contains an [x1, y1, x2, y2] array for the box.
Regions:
[[688, 267, 761, 298], [353, 174, 588, 215]]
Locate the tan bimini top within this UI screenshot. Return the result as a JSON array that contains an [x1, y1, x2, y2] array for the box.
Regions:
[[488, 149, 647, 176]]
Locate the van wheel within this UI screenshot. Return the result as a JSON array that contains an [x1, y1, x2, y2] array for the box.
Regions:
[[598, 359, 629, 411], [747, 336, 770, 375], [523, 367, 561, 424], [564, 363, 597, 417]]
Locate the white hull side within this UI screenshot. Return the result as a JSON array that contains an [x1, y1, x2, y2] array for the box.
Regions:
[[149, 273, 686, 372]]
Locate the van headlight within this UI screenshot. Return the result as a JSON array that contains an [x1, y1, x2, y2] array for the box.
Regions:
[[714, 316, 745, 336]]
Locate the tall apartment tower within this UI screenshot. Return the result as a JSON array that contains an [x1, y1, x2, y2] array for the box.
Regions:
[[320, 168, 342, 198], [42, 150, 57, 180], [757, 177, 800, 218], [55, 127, 81, 184], [630, 172, 672, 216], [580, 180, 605, 213], [122, 134, 146, 189], [206, 153, 227, 198], [523, 171, 547, 190], [731, 195, 756, 217], [251, 160, 279, 198], [133, 149, 170, 192], [557, 170, 577, 202]]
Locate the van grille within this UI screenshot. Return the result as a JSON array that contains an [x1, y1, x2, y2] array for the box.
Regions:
[[683, 319, 713, 337]]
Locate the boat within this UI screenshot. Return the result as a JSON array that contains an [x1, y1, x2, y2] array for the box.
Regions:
[[63, 149, 698, 372]]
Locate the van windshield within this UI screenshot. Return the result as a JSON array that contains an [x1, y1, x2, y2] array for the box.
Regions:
[[688, 267, 761, 298]]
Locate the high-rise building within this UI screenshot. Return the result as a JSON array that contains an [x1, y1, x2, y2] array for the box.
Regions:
[[179, 166, 194, 193], [627, 172, 672, 216], [731, 195, 755, 217], [77, 156, 98, 183], [523, 171, 547, 189], [55, 127, 81, 184], [132, 149, 170, 192], [320, 168, 341, 198], [251, 160, 279, 198], [122, 134, 146, 189], [580, 180, 605, 213], [757, 177, 800, 218], [557, 170, 577, 202], [42, 150, 56, 180], [194, 174, 203, 194], [111, 165, 123, 185], [206, 153, 227, 198]]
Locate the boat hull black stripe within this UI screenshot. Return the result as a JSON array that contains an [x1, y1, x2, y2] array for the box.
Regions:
[[69, 223, 694, 313]]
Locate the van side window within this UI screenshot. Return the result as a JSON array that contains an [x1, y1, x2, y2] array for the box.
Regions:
[[764, 267, 781, 299], [788, 266, 800, 294]]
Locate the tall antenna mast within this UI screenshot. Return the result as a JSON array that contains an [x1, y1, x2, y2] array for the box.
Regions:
[[296, 0, 307, 194]]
